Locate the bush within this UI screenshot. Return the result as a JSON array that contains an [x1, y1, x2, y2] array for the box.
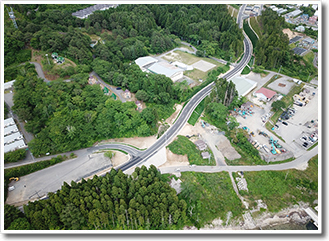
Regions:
[[271, 100, 286, 111], [4, 149, 27, 163]]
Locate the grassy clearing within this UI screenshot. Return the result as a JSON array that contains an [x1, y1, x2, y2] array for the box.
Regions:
[[176, 43, 195, 52], [303, 51, 314, 64], [249, 17, 262, 37], [241, 66, 251, 75], [179, 171, 244, 228], [230, 4, 240, 9], [167, 135, 216, 166], [263, 74, 282, 88], [188, 99, 205, 126], [289, 43, 296, 49], [185, 69, 209, 82], [241, 155, 318, 213]]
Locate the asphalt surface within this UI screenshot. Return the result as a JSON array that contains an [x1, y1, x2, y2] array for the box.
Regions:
[[90, 71, 126, 102]]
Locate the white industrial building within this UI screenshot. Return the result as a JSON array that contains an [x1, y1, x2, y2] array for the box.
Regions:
[[230, 76, 257, 97], [4, 80, 15, 90], [135, 56, 184, 82], [4, 117, 15, 128], [4, 132, 23, 145], [4, 140, 27, 154], [4, 117, 27, 153], [4, 125, 18, 137]]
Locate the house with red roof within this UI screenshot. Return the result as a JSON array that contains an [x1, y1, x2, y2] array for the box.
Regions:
[[253, 87, 276, 102]]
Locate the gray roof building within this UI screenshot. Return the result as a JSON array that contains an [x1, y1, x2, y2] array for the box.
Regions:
[[201, 151, 211, 159], [194, 139, 207, 151], [4, 117, 15, 128], [4, 132, 23, 145], [148, 62, 183, 80], [4, 139, 27, 153], [72, 4, 118, 19], [4, 125, 18, 136]]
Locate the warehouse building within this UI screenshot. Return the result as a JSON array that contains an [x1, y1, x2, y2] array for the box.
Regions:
[[4, 117, 27, 153], [135, 56, 184, 82], [230, 76, 257, 97]]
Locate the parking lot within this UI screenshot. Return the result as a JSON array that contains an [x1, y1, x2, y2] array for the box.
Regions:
[[273, 85, 318, 156]]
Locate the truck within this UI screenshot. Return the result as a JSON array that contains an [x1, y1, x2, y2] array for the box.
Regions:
[[263, 145, 270, 153]]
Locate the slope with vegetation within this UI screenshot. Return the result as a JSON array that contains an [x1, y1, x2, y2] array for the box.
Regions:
[[254, 8, 317, 82]]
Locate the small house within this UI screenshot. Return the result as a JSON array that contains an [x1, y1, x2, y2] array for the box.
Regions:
[[201, 151, 211, 159], [135, 100, 142, 110], [194, 139, 207, 151], [88, 76, 97, 85], [124, 89, 131, 99], [254, 87, 276, 102]]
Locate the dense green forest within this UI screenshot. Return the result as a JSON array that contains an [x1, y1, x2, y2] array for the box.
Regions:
[[12, 72, 163, 155], [254, 8, 317, 81], [5, 166, 188, 230], [5, 4, 244, 155]]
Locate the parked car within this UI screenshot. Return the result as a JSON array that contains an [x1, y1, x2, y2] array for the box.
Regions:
[[116, 87, 122, 90], [282, 121, 288, 126]]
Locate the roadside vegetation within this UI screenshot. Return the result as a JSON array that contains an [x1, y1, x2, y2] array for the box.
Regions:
[[179, 171, 244, 228], [187, 99, 205, 126], [167, 135, 216, 166], [239, 155, 318, 213], [4, 149, 27, 163], [249, 17, 262, 38], [243, 19, 258, 49]]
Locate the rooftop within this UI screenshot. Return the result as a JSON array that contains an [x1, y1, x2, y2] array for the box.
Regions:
[[4, 139, 27, 153], [201, 151, 211, 159], [4, 117, 15, 127], [255, 87, 276, 99], [135, 56, 158, 68], [148, 62, 183, 78], [194, 139, 207, 151], [230, 76, 257, 97]]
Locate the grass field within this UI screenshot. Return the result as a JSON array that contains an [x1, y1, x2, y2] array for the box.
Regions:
[[167, 135, 216, 166], [303, 51, 314, 64], [187, 99, 205, 126], [179, 171, 244, 228], [249, 17, 262, 38], [163, 50, 223, 82], [241, 155, 318, 213], [241, 66, 251, 75]]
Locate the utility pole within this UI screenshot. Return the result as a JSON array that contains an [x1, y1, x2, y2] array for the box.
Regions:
[[45, 54, 50, 65]]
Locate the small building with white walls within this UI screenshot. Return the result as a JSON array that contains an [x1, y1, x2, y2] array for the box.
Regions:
[[4, 139, 27, 153], [253, 87, 276, 101]]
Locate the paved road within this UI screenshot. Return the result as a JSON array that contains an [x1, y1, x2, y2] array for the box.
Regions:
[[90, 71, 126, 103], [29, 62, 50, 82], [159, 146, 318, 174]]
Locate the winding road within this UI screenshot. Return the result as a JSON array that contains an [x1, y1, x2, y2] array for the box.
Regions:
[[6, 4, 317, 177]]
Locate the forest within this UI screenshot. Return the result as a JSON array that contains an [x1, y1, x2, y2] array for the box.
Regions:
[[254, 8, 317, 81], [5, 165, 188, 230], [5, 3, 245, 156]]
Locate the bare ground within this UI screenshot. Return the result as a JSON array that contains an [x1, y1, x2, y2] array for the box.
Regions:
[[159, 148, 189, 168], [99, 136, 157, 149], [283, 28, 305, 39], [165, 103, 183, 125], [217, 136, 241, 160]]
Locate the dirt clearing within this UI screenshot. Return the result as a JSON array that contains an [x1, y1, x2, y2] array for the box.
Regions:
[[217, 135, 241, 160], [283, 28, 305, 40], [165, 103, 183, 125], [159, 148, 189, 168], [99, 136, 157, 149]]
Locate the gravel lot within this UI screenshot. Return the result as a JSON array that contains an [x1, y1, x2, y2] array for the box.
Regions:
[[267, 77, 296, 95]]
